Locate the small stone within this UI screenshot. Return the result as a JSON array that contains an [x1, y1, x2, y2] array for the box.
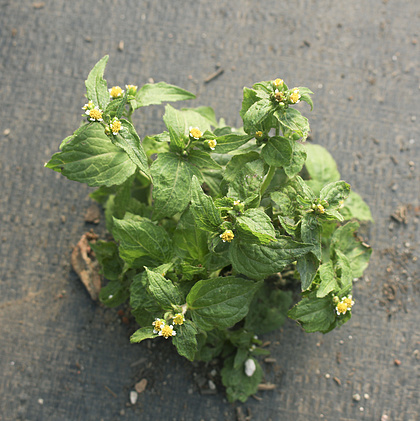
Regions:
[[118, 40, 124, 51], [364, 393, 370, 399], [394, 358, 401, 366], [244, 359, 256, 377], [381, 414, 389, 421], [3, 128, 10, 136], [129, 390, 138, 405], [38, 398, 44, 405], [352, 393, 361, 402], [325, 373, 331, 379], [134, 379, 147, 394], [359, 407, 364, 412], [208, 380, 216, 390]]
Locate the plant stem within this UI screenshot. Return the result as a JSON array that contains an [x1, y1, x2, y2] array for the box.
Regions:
[[260, 165, 276, 197]]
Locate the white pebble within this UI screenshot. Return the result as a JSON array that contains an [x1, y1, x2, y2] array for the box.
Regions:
[[244, 359, 256, 377], [38, 398, 44, 405], [353, 393, 361, 401], [129, 390, 138, 405], [364, 393, 370, 399], [325, 373, 331, 379], [208, 380, 216, 390]]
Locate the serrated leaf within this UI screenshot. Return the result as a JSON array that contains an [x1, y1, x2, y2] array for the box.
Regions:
[[130, 326, 157, 343], [90, 240, 124, 281], [134, 82, 195, 108], [297, 252, 320, 290], [187, 277, 260, 331], [172, 320, 198, 361], [99, 279, 129, 307], [150, 152, 202, 220], [45, 123, 137, 187], [188, 149, 222, 170], [261, 136, 293, 168], [288, 291, 336, 333], [273, 107, 310, 140], [316, 261, 338, 298], [284, 140, 307, 178], [130, 272, 162, 314], [340, 190, 374, 222], [229, 236, 313, 280], [296, 87, 314, 111], [145, 267, 182, 309], [112, 214, 173, 265], [300, 214, 322, 260], [236, 208, 276, 244], [213, 133, 253, 153], [85, 55, 110, 111], [190, 176, 223, 232], [320, 181, 350, 208], [243, 98, 274, 133]]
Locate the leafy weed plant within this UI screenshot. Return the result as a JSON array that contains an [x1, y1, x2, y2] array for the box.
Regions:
[[46, 56, 373, 402]]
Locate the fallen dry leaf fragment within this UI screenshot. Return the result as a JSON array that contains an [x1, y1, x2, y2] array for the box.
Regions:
[[71, 233, 101, 301], [84, 203, 101, 224]]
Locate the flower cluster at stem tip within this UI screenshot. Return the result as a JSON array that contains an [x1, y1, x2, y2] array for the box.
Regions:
[[152, 313, 185, 339], [335, 295, 355, 316], [82, 102, 103, 122], [106, 117, 122, 136], [109, 86, 124, 99], [220, 230, 234, 243]]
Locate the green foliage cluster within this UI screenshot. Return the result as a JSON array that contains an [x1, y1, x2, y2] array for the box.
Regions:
[[46, 57, 373, 402]]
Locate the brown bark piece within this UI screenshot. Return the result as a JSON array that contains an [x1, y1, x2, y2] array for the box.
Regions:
[[71, 233, 101, 301]]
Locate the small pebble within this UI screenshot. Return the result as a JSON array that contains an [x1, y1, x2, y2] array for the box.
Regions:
[[208, 380, 216, 390], [381, 415, 389, 421], [364, 393, 370, 399], [3, 128, 10, 136], [38, 398, 44, 405], [359, 407, 364, 412], [353, 393, 361, 402], [129, 390, 138, 405], [325, 373, 331, 379]]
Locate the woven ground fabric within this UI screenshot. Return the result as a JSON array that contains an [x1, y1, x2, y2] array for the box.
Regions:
[[0, 1, 419, 420]]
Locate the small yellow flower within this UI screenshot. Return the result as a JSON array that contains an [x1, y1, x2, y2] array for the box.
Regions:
[[220, 230, 234, 243], [343, 295, 354, 309], [108, 117, 122, 135], [152, 318, 165, 334], [109, 86, 124, 99], [316, 204, 325, 214], [255, 131, 263, 139], [273, 78, 284, 89], [274, 89, 284, 103], [207, 139, 217, 150], [289, 88, 301, 104], [339, 200, 345, 208], [125, 84, 138, 95], [336, 301, 348, 315], [86, 106, 103, 122], [233, 200, 241, 206], [82, 100, 94, 111], [189, 127, 202, 140], [173, 313, 184, 326], [159, 324, 176, 339]]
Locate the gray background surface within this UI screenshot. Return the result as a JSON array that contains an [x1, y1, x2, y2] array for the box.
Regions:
[[0, 1, 419, 420]]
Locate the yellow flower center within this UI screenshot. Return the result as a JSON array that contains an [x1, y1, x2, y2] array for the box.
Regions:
[[317, 204, 325, 214], [89, 108, 103, 121], [336, 302, 348, 315], [126, 84, 138, 94], [343, 297, 354, 308], [160, 324, 174, 339], [273, 78, 283, 88], [255, 131, 263, 139], [173, 314, 184, 325], [220, 230, 234, 243], [152, 319, 164, 332], [111, 119, 122, 134], [207, 139, 217, 149], [290, 89, 300, 104], [110, 86, 123, 98], [190, 127, 202, 139]]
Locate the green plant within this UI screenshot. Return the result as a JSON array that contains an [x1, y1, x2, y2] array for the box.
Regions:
[[46, 56, 373, 402]]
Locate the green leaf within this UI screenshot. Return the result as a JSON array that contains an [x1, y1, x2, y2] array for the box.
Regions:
[[85, 55, 110, 110], [261, 136, 293, 168], [130, 272, 161, 314], [45, 123, 137, 187], [300, 214, 322, 260], [187, 277, 260, 331], [296, 87, 314, 111], [236, 208, 276, 244], [130, 326, 157, 343], [173, 208, 209, 262], [320, 181, 350, 208], [186, 106, 217, 126], [316, 261, 338, 298], [134, 82, 195, 108], [190, 176, 223, 232], [111, 120, 150, 177], [340, 191, 374, 222], [288, 291, 336, 333], [221, 356, 263, 403], [229, 236, 313, 280], [284, 140, 307, 178], [188, 149, 222, 170], [331, 221, 372, 278], [243, 98, 274, 133], [90, 240, 124, 281], [297, 252, 320, 291], [150, 152, 202, 220], [112, 214, 173, 266], [213, 133, 253, 153], [304, 144, 340, 194], [145, 267, 182, 309], [99, 279, 129, 308], [245, 283, 293, 334], [172, 320, 198, 361], [273, 107, 310, 140]]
